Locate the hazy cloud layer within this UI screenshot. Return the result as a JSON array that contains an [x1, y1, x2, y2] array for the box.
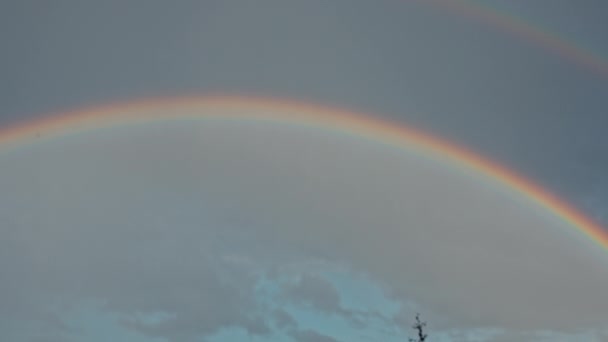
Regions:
[[1, 108, 607, 341]]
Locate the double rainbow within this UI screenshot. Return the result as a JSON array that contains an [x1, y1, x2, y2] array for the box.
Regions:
[[1, 3, 607, 257]]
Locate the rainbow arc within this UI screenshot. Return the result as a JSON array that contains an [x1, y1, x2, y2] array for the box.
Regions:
[[1, 96, 606, 254]]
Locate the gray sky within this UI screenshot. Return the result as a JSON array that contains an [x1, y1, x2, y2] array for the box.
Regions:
[[1, 1, 608, 341]]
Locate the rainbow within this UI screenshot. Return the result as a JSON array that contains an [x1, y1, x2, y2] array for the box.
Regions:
[[1, 95, 607, 254], [422, 0, 608, 77]]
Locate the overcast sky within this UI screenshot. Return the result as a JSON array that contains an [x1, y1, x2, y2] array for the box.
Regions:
[[1, 1, 607, 341]]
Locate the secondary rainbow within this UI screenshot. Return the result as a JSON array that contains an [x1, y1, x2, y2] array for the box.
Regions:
[[1, 95, 607, 254], [422, 0, 608, 77]]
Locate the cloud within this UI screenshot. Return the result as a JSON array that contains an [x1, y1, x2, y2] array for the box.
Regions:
[[272, 309, 297, 330], [25, 336, 71, 342], [1, 112, 608, 341], [284, 274, 343, 314], [290, 329, 341, 342], [480, 329, 608, 342]]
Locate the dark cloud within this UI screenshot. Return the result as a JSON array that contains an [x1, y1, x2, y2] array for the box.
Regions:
[[291, 329, 341, 342], [273, 309, 297, 330], [284, 274, 343, 314], [479, 330, 607, 342], [122, 311, 270, 341], [26, 336, 72, 342]]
